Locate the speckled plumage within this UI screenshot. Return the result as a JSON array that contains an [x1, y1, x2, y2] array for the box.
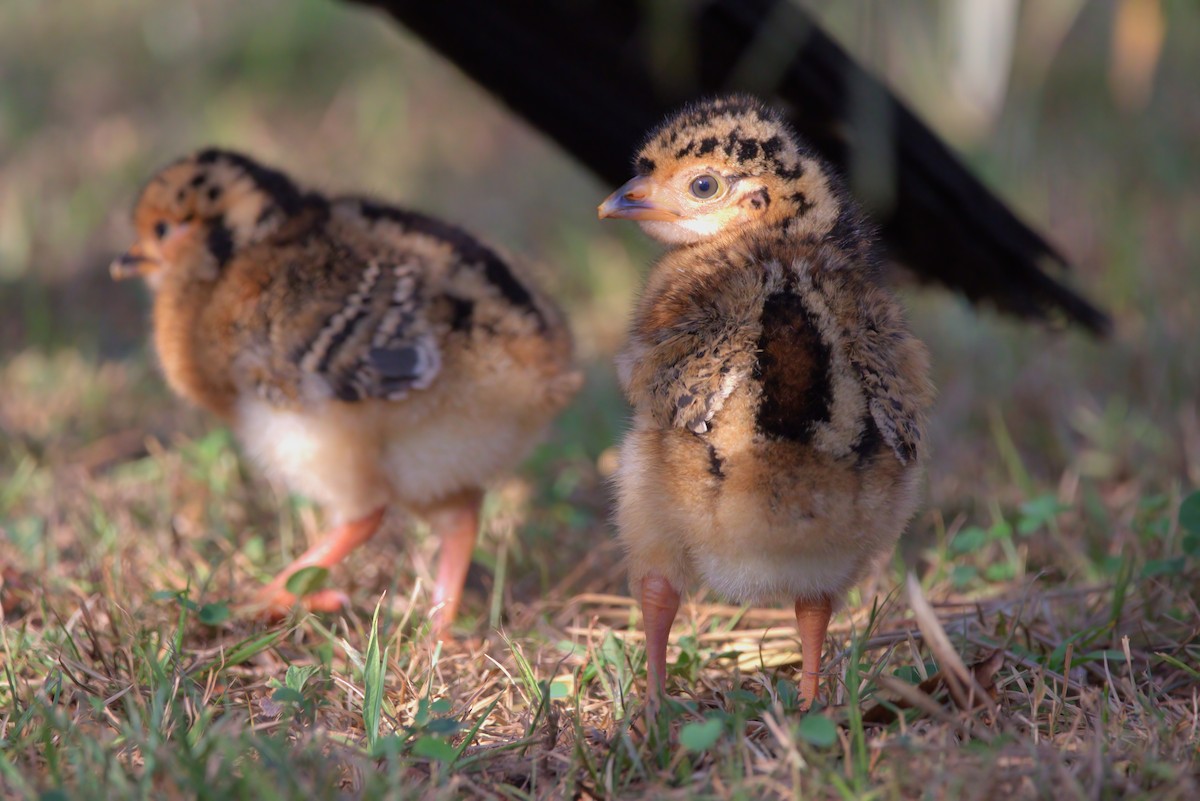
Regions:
[[600, 96, 934, 707], [115, 148, 580, 623]]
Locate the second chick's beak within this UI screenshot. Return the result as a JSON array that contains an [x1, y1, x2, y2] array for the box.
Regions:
[[597, 176, 682, 222], [109, 245, 156, 281]]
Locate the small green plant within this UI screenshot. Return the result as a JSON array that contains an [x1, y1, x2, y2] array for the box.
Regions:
[[266, 664, 324, 725], [795, 712, 838, 747], [283, 566, 330, 597], [352, 602, 499, 775], [947, 495, 1070, 589], [678, 714, 724, 752]]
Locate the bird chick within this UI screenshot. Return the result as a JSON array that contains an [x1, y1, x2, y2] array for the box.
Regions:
[[114, 149, 580, 630], [598, 96, 934, 708]]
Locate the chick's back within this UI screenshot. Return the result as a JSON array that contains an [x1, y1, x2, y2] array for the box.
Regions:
[[616, 230, 932, 605]]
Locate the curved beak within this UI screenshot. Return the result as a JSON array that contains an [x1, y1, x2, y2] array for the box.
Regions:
[[597, 176, 683, 222], [109, 244, 157, 280]]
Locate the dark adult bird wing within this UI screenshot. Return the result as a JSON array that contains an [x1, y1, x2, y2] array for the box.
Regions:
[[348, 0, 1110, 335]]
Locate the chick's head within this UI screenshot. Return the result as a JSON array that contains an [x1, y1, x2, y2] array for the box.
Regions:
[[599, 95, 843, 245], [112, 149, 306, 287]]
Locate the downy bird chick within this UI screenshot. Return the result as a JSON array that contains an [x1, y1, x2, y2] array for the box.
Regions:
[[598, 97, 933, 707], [114, 149, 580, 630]]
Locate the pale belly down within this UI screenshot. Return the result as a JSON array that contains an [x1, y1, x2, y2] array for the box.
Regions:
[[692, 505, 891, 607], [617, 424, 922, 607], [234, 390, 550, 523]]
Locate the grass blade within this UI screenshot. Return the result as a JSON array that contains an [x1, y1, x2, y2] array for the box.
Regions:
[[363, 594, 389, 753]]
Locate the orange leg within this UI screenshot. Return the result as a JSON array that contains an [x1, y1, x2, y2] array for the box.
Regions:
[[794, 596, 833, 709], [427, 490, 483, 637], [640, 573, 681, 706], [254, 507, 387, 615]]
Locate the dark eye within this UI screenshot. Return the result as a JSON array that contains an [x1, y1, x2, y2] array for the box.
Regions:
[[690, 174, 720, 199], [153, 221, 169, 239]]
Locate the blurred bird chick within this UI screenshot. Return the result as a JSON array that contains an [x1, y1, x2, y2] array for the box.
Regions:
[[113, 149, 581, 631], [599, 96, 934, 709]]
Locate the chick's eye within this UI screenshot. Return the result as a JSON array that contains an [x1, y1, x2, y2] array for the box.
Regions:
[[690, 174, 720, 199], [153, 221, 169, 239]]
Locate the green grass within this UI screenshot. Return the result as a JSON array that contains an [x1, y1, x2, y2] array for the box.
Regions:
[[2, 360, 1196, 797], [3, 0, 1200, 798]]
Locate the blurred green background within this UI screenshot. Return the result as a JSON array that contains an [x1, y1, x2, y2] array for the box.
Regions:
[[0, 0, 1197, 542]]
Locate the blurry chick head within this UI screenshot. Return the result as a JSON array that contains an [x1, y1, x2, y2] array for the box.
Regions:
[[112, 149, 306, 287], [599, 95, 843, 244]]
